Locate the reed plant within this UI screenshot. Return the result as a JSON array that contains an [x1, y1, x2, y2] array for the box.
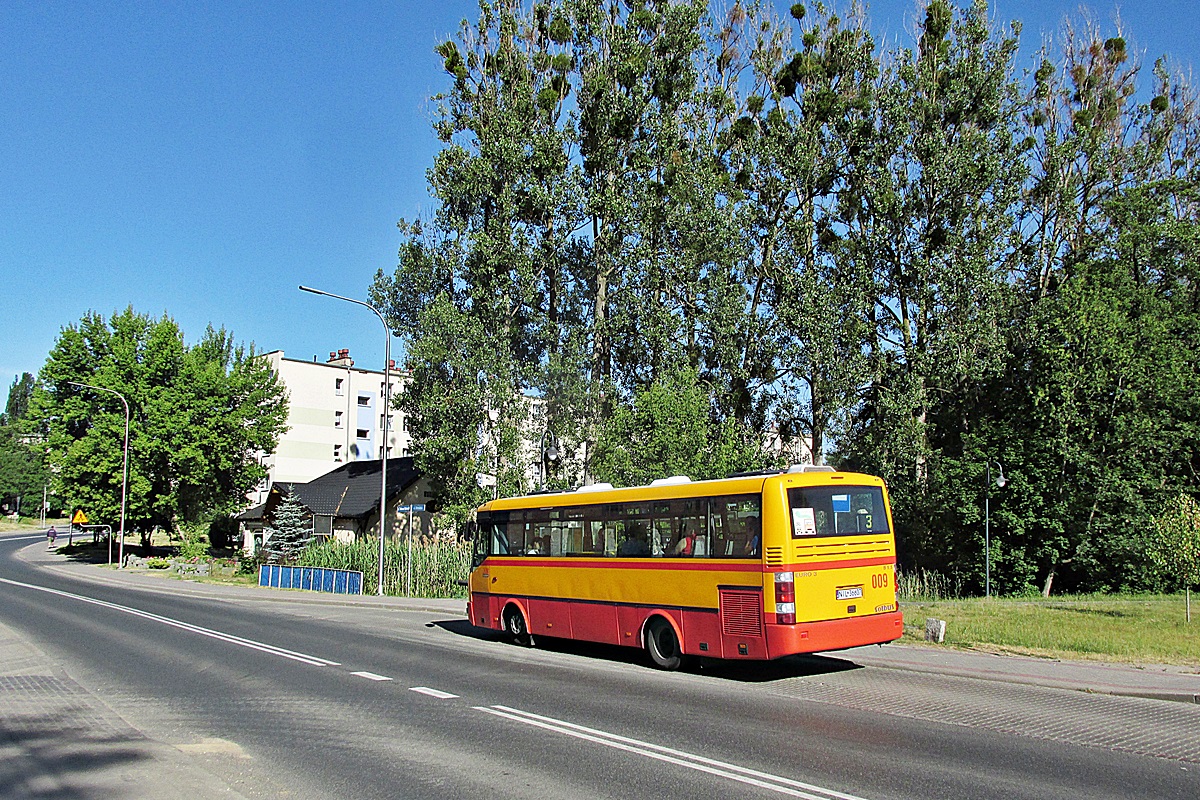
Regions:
[[896, 567, 963, 602], [298, 537, 471, 598]]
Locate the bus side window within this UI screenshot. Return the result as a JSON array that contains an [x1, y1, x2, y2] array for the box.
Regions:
[[506, 516, 524, 555], [491, 526, 508, 555]]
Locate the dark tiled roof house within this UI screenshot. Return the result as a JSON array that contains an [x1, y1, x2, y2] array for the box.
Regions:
[[239, 457, 430, 547]]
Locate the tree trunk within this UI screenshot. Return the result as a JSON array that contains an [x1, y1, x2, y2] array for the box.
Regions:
[[1042, 565, 1055, 597]]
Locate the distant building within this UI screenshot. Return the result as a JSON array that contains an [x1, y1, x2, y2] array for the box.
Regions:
[[247, 349, 411, 507]]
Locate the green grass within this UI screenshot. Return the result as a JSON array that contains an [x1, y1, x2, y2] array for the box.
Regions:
[[0, 516, 69, 532], [901, 595, 1200, 666]]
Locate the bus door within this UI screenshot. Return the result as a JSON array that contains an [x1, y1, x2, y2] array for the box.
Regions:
[[468, 511, 509, 628], [713, 496, 768, 659]]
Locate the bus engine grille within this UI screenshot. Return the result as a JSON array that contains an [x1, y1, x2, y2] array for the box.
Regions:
[[720, 589, 764, 637]]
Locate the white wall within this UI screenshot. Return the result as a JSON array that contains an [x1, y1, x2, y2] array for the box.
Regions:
[[248, 351, 410, 505]]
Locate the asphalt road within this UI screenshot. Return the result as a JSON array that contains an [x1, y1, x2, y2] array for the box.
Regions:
[[1, 533, 1196, 800]]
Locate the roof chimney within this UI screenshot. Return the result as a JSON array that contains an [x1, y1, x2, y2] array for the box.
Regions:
[[327, 349, 354, 367]]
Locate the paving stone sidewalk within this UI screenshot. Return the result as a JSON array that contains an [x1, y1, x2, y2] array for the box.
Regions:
[[0, 617, 248, 799]]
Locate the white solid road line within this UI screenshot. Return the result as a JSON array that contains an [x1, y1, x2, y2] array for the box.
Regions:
[[410, 686, 458, 699], [0, 577, 342, 667], [352, 671, 394, 681], [476, 705, 873, 800]]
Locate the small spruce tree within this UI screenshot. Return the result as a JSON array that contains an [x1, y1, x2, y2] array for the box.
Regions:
[[265, 488, 313, 564]]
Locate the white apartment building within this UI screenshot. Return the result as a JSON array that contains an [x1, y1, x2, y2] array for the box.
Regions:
[[248, 349, 410, 506]]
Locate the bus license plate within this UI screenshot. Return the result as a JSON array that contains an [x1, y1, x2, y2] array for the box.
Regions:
[[836, 587, 863, 601]]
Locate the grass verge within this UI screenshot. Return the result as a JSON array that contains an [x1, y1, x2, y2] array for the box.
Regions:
[[901, 595, 1200, 667]]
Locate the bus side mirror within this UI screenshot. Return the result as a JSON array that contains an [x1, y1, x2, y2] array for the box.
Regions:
[[461, 520, 478, 541]]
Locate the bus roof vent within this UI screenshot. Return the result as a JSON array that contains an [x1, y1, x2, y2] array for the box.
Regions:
[[649, 475, 692, 486], [787, 464, 836, 473], [577, 482, 615, 493]]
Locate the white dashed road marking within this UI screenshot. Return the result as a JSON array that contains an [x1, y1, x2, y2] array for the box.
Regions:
[[410, 686, 458, 699], [476, 704, 873, 800]]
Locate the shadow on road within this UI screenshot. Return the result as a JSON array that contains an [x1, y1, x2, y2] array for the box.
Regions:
[[430, 618, 864, 682]]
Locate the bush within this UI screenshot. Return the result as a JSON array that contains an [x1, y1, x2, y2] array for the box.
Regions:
[[176, 524, 210, 560]]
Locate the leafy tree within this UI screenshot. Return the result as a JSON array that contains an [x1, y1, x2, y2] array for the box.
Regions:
[[592, 367, 760, 486], [265, 488, 313, 564], [27, 308, 288, 543], [379, 0, 1200, 599], [208, 514, 240, 551], [1, 373, 34, 426], [1147, 494, 1200, 622], [0, 373, 46, 515], [833, 0, 1025, 579], [373, 0, 585, 515]]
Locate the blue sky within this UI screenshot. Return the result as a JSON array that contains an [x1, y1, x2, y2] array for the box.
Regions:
[[3, 1, 1197, 389]]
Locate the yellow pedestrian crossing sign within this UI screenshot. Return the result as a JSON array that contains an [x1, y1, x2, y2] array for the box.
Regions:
[[71, 510, 88, 524]]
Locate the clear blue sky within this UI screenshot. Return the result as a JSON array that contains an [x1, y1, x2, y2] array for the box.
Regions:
[[3, 1, 1196, 388]]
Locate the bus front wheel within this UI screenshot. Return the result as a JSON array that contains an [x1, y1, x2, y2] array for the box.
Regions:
[[644, 617, 683, 670], [504, 606, 534, 647]]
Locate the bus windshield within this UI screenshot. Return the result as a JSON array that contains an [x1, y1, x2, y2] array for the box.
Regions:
[[787, 485, 888, 537]]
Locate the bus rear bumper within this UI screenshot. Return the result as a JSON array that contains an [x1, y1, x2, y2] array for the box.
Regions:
[[766, 610, 903, 657]]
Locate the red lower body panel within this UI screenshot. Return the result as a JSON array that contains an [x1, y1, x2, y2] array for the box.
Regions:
[[472, 593, 902, 661], [765, 610, 903, 657]]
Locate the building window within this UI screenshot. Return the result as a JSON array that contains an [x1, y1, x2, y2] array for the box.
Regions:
[[380, 414, 394, 431], [333, 444, 343, 462], [357, 395, 370, 407], [335, 377, 345, 396], [402, 415, 410, 432], [356, 429, 370, 440], [334, 410, 343, 428]]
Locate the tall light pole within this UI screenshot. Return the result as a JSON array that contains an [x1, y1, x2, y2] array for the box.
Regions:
[[69, 381, 129, 567], [300, 285, 391, 596], [984, 460, 1008, 599], [539, 429, 559, 490]]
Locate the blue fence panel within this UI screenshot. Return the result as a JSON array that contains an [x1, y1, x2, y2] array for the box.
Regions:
[[258, 565, 363, 595]]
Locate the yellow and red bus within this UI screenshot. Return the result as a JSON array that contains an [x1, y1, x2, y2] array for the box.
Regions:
[[466, 467, 902, 669]]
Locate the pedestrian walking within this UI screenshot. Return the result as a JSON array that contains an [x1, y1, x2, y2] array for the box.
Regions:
[[47, 525, 58, 549]]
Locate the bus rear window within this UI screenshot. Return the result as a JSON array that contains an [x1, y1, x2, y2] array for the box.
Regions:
[[787, 486, 888, 537]]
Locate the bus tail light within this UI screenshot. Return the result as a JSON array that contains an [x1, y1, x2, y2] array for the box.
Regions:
[[774, 572, 796, 625]]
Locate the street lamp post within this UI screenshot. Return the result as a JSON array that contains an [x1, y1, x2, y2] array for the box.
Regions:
[[984, 460, 1008, 599], [69, 381, 129, 567], [539, 430, 559, 490], [300, 285, 392, 596]]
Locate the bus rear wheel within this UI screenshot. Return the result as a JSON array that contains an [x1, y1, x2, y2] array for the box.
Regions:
[[504, 606, 534, 647], [645, 617, 683, 670]]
